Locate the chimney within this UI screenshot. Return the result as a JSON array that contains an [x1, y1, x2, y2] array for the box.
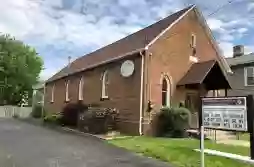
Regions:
[[233, 45, 244, 58], [68, 56, 71, 67]]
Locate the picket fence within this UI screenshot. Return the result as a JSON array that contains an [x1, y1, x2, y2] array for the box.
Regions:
[[0, 106, 32, 118]]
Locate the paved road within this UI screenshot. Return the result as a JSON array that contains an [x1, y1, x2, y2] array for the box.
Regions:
[[0, 119, 170, 167]]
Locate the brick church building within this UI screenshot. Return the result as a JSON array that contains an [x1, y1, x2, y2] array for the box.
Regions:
[[45, 5, 232, 135]]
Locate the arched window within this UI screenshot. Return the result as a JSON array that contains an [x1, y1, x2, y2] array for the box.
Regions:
[[162, 76, 171, 106], [51, 84, 55, 103], [65, 80, 70, 102], [78, 77, 84, 100], [102, 71, 109, 98]]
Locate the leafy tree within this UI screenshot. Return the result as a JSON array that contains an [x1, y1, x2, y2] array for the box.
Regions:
[[0, 34, 43, 106]]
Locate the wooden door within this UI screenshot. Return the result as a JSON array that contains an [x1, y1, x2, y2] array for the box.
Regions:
[[185, 92, 199, 129]]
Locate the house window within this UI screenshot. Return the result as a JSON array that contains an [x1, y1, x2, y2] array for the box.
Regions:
[[162, 76, 170, 106], [191, 34, 196, 48], [191, 34, 197, 57], [78, 77, 84, 100], [51, 84, 55, 103], [65, 80, 70, 102], [102, 71, 109, 98], [245, 67, 254, 86]]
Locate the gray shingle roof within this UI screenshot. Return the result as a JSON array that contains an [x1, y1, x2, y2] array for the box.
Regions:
[[226, 53, 254, 66]]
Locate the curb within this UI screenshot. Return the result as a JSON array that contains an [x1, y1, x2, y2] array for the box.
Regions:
[[16, 118, 105, 141], [60, 127, 106, 140]]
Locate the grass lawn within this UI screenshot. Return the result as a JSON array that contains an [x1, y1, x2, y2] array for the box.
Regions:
[[238, 133, 250, 141], [108, 136, 253, 167]]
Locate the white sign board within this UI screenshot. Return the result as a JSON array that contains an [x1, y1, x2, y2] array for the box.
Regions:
[[202, 97, 247, 131]]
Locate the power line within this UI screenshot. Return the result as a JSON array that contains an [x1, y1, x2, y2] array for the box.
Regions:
[[207, 0, 239, 17]]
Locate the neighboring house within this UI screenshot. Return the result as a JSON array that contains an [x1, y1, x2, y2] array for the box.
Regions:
[[32, 82, 45, 106], [45, 5, 232, 135], [225, 45, 254, 96]]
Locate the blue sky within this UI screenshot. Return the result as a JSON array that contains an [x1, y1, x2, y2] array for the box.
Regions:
[[1, 0, 254, 80]]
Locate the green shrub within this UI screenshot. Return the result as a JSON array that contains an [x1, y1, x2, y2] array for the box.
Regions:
[[78, 107, 119, 134], [31, 105, 44, 118], [43, 112, 63, 125], [156, 107, 190, 137], [61, 102, 89, 127]]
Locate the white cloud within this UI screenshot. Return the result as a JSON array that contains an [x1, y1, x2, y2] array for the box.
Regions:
[[0, 0, 34, 38], [219, 42, 254, 58], [118, 0, 147, 7], [220, 34, 234, 41], [1, 0, 254, 79], [0, 0, 138, 48], [207, 17, 252, 43], [0, 0, 142, 80], [244, 45, 254, 54], [151, 2, 183, 19], [237, 27, 248, 34], [224, 19, 252, 28], [248, 2, 254, 11], [40, 58, 68, 80], [207, 18, 224, 31], [219, 41, 234, 57]]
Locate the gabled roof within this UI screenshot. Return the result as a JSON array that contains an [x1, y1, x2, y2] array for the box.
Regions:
[[47, 5, 194, 83], [226, 53, 254, 66], [177, 60, 231, 89], [178, 60, 216, 86]]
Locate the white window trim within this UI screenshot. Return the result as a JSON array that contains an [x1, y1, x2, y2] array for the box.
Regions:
[[101, 71, 109, 99], [65, 80, 70, 102], [51, 84, 55, 103], [189, 55, 198, 63], [161, 75, 171, 107], [78, 77, 84, 101], [244, 67, 254, 86]]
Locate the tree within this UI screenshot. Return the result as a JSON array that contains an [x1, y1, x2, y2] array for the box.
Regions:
[[0, 34, 43, 106]]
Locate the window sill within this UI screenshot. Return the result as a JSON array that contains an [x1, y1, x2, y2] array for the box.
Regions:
[[100, 97, 110, 101], [189, 56, 199, 63]]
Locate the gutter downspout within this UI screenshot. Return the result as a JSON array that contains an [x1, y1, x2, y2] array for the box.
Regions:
[[139, 50, 145, 135]]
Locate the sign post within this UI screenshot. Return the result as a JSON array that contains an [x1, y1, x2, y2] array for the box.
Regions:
[[246, 95, 254, 159], [200, 95, 254, 160], [200, 125, 205, 167]]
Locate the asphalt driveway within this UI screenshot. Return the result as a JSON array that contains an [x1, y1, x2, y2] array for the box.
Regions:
[[0, 118, 171, 167]]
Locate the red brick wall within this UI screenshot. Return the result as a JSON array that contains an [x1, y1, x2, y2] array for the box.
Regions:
[[45, 54, 142, 135], [148, 10, 219, 110]]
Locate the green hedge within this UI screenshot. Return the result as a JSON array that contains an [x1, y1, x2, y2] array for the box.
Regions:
[[78, 107, 119, 134], [43, 112, 63, 125], [156, 107, 190, 137]]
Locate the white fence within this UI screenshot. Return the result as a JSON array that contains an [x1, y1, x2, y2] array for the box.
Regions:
[[0, 106, 32, 118]]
